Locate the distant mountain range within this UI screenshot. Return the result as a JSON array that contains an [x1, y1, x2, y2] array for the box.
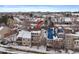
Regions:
[[0, 5, 79, 12]]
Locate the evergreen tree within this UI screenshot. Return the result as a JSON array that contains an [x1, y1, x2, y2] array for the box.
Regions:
[[0, 15, 8, 25]]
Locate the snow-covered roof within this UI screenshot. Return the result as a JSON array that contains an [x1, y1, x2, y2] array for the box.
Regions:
[[0, 26, 4, 31], [14, 17, 23, 23], [66, 33, 79, 37], [73, 34, 79, 37], [31, 18, 44, 22], [17, 30, 31, 39], [72, 13, 79, 15], [74, 40, 79, 41], [31, 31, 41, 33], [31, 24, 36, 25], [65, 27, 72, 30], [64, 17, 72, 22], [76, 32, 79, 35], [18, 15, 25, 19]]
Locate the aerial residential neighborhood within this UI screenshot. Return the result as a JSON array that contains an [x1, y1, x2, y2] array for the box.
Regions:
[[0, 5, 79, 54]]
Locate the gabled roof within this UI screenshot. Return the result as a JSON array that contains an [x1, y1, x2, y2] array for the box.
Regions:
[[17, 30, 31, 39]]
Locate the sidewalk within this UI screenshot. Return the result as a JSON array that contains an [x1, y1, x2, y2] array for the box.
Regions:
[[0, 44, 65, 54]]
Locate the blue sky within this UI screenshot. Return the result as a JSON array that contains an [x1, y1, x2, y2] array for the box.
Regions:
[[0, 5, 79, 12]]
